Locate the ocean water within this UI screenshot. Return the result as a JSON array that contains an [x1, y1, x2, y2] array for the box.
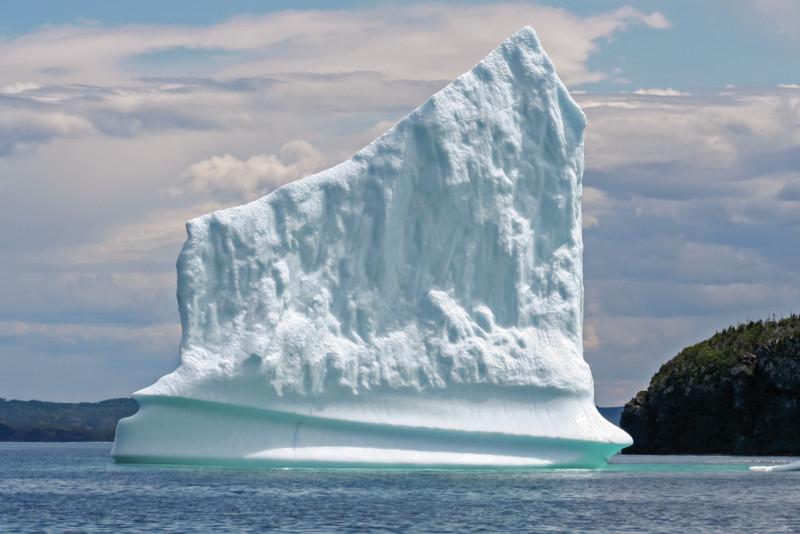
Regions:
[[1, 443, 798, 533]]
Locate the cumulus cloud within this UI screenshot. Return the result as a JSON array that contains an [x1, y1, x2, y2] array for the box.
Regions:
[[1, 82, 42, 94], [578, 88, 800, 172], [632, 88, 689, 96], [583, 324, 600, 350], [0, 109, 94, 156], [582, 186, 611, 228], [177, 140, 327, 203]]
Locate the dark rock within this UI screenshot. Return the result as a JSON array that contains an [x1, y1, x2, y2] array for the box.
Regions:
[[620, 316, 800, 455], [0, 421, 22, 441]]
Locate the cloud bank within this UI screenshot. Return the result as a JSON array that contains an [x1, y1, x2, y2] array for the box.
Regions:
[[1, 3, 797, 406]]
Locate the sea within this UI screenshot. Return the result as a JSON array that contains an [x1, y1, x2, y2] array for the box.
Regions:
[[1, 443, 798, 533]]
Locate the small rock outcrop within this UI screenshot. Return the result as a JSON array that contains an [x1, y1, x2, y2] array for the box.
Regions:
[[621, 316, 800, 455]]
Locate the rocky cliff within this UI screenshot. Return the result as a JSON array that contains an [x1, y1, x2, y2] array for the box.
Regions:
[[621, 316, 800, 455]]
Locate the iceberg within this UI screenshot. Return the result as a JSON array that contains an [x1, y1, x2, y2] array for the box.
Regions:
[[750, 459, 800, 472], [112, 26, 632, 468]]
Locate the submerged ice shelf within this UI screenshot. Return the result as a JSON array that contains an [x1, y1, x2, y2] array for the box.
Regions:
[[112, 26, 632, 468]]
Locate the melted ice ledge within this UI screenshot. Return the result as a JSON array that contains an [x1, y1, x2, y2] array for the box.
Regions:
[[113, 27, 632, 467]]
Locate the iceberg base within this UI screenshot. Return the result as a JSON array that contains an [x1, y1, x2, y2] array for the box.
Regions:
[[112, 396, 625, 468]]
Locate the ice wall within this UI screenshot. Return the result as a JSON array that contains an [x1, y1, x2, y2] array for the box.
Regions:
[[113, 27, 632, 467]]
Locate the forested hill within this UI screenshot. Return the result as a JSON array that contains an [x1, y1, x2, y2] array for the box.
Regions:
[[621, 315, 800, 455], [0, 398, 138, 442]]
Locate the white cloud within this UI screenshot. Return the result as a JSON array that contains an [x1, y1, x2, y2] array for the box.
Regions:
[[177, 140, 327, 203], [0, 4, 670, 89], [0, 271, 177, 325], [0, 5, 674, 160], [583, 323, 600, 349], [53, 209, 204, 266], [582, 186, 611, 228], [0, 110, 94, 155], [0, 320, 179, 353], [632, 88, 689, 96], [578, 88, 800, 171], [698, 283, 800, 308], [0, 3, 674, 160], [1, 81, 42, 94], [677, 242, 785, 284], [747, 0, 800, 39]]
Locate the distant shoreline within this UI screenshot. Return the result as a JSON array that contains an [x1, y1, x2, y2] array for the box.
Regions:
[[0, 398, 138, 442]]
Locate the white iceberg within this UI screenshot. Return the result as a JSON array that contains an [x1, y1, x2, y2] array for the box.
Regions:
[[112, 26, 632, 468], [750, 459, 800, 472]]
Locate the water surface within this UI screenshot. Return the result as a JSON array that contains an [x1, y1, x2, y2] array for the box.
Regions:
[[1, 443, 798, 532]]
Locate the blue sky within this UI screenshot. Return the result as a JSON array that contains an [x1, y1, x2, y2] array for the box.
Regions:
[[1, 1, 799, 405]]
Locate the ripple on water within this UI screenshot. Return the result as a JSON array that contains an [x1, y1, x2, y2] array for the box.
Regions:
[[1, 444, 799, 533]]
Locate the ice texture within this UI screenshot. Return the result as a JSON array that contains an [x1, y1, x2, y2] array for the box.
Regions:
[[112, 26, 632, 467]]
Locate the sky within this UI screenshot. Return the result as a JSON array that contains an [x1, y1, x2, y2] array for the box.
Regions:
[[1, 0, 799, 406]]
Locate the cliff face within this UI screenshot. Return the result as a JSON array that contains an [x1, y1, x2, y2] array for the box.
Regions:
[[621, 317, 800, 455]]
